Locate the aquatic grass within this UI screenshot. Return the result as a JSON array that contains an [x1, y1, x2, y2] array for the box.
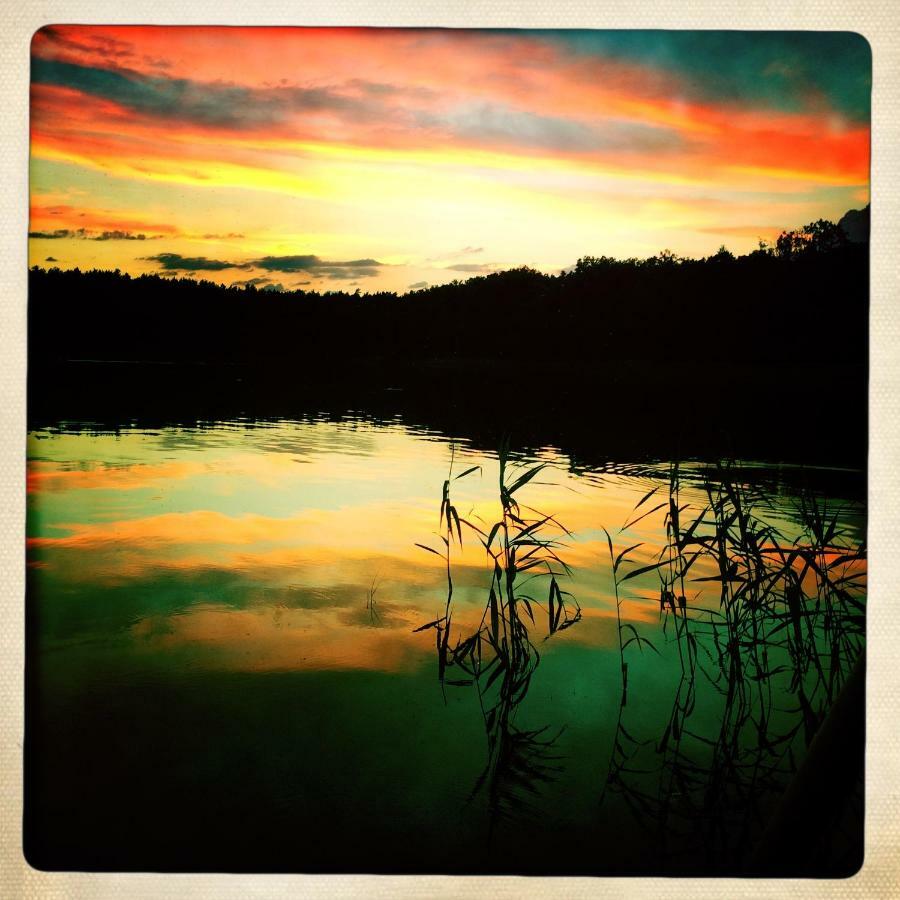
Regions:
[[412, 443, 865, 871], [598, 504, 665, 828], [599, 459, 866, 872], [415, 440, 580, 827], [660, 462, 864, 870], [365, 575, 381, 625]]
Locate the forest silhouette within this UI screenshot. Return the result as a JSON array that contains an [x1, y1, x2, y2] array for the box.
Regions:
[[28, 213, 868, 468], [30, 216, 867, 368]]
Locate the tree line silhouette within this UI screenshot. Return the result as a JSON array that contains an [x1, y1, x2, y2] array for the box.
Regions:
[[29, 217, 867, 370], [28, 215, 868, 466]]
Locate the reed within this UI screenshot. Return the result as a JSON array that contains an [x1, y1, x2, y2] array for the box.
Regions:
[[365, 575, 381, 625], [415, 445, 865, 871], [599, 459, 866, 872], [415, 441, 580, 825]]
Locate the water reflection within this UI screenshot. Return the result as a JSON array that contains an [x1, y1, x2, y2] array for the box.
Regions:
[[413, 452, 866, 872], [597, 462, 866, 875], [26, 417, 866, 874], [414, 446, 583, 827], [27, 420, 665, 668]]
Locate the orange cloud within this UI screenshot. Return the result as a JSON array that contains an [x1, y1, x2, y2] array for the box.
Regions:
[[27, 459, 203, 493], [29, 26, 870, 284], [30, 28, 869, 193], [130, 603, 435, 673], [29, 201, 180, 238]]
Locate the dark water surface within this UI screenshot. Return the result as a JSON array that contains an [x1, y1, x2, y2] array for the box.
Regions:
[[25, 416, 866, 874]]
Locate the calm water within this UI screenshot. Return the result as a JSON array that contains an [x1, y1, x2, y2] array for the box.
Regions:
[[25, 417, 866, 874]]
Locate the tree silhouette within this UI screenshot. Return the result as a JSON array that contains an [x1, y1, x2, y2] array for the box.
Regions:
[[776, 219, 850, 259]]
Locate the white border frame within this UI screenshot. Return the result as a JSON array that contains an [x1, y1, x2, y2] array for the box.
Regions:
[[3, 4, 898, 897]]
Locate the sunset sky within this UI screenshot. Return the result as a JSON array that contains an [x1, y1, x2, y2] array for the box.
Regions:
[[29, 27, 871, 293]]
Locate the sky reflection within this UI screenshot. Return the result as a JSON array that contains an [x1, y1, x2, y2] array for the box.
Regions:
[[27, 419, 863, 674]]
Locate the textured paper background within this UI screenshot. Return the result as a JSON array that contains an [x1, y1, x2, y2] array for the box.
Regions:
[[2, 3, 897, 897]]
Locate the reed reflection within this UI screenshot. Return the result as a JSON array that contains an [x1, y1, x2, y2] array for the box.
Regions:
[[415, 448, 866, 873], [599, 461, 866, 875], [416, 444, 582, 829], [26, 422, 866, 875]]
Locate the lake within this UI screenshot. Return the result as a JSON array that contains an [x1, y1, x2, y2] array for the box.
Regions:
[[24, 416, 866, 875]]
